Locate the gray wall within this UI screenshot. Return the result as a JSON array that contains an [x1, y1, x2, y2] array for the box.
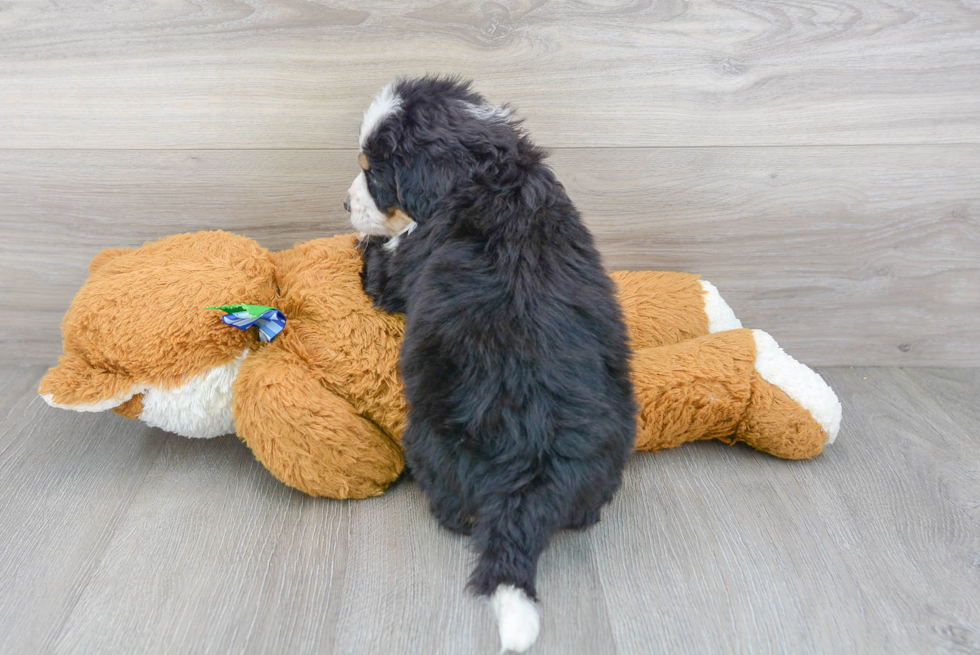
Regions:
[[2, 0, 978, 366]]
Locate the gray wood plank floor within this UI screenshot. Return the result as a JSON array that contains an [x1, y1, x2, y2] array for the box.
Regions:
[[2, 365, 978, 654]]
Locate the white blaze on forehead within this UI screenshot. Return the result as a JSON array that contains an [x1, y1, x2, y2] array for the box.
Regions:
[[359, 83, 402, 149]]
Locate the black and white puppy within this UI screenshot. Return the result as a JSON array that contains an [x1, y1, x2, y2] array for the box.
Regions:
[[347, 77, 637, 653]]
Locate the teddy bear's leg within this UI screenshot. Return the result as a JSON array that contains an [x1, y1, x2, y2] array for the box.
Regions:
[[632, 329, 753, 452], [611, 271, 742, 350], [233, 346, 405, 499], [632, 329, 840, 459], [735, 330, 842, 458]]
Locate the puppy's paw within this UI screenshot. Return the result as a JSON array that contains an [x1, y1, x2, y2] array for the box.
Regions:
[[433, 503, 476, 535], [358, 236, 391, 301], [564, 505, 601, 531]]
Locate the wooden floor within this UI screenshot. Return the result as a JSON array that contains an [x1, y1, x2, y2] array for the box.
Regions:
[[2, 364, 978, 654], [1, 2, 978, 651]]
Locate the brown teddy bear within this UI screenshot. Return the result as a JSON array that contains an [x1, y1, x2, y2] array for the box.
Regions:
[[39, 231, 841, 499]]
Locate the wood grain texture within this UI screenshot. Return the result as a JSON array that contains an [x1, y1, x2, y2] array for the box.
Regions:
[[0, 366, 167, 654], [556, 146, 980, 367], [50, 439, 353, 654], [0, 0, 978, 148], [3, 147, 977, 366], [591, 366, 980, 654], [905, 368, 980, 428], [1, 366, 979, 653], [886, 367, 980, 524]]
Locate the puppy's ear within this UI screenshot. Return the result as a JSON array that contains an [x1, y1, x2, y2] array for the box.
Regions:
[[394, 165, 421, 220], [395, 154, 458, 224]]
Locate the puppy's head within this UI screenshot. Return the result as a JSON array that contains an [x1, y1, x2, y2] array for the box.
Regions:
[[346, 76, 520, 237]]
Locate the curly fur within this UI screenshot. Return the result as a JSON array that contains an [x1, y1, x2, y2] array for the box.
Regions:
[[351, 76, 638, 641]]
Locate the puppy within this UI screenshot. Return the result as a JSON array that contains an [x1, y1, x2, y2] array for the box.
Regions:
[[347, 77, 637, 653]]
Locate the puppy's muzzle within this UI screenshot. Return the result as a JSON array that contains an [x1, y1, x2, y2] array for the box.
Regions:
[[343, 195, 352, 213]]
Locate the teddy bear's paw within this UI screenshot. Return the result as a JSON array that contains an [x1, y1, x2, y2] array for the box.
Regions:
[[699, 280, 743, 333], [40, 351, 247, 440], [752, 330, 842, 444], [39, 355, 139, 412], [41, 387, 138, 413]]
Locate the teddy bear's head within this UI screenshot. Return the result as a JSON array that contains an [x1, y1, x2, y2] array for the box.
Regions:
[[39, 231, 279, 438]]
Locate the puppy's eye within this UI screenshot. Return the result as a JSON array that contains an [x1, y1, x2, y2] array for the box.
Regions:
[[358, 153, 370, 171]]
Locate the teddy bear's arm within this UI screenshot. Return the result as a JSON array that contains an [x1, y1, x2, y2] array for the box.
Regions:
[[233, 345, 405, 499], [88, 247, 135, 275], [611, 271, 742, 350], [39, 354, 139, 412]]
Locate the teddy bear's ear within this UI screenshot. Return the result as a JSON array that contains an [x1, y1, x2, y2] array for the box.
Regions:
[[88, 247, 135, 275], [38, 354, 139, 412]]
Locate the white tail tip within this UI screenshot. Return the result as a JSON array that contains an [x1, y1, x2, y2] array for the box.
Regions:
[[491, 585, 540, 653]]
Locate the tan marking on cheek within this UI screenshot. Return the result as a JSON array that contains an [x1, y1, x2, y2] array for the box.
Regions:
[[386, 208, 414, 233], [358, 153, 370, 171]]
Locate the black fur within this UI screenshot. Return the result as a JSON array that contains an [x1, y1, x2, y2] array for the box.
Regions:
[[356, 77, 637, 600]]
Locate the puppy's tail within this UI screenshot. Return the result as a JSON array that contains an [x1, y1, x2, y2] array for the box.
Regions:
[[489, 584, 540, 654], [469, 494, 554, 653]]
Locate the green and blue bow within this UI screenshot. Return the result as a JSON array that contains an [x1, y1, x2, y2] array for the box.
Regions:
[[208, 304, 286, 343]]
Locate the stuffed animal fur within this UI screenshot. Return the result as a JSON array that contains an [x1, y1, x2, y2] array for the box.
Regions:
[[39, 231, 842, 499]]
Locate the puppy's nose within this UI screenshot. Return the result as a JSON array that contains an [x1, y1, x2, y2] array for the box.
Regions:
[[343, 195, 351, 213]]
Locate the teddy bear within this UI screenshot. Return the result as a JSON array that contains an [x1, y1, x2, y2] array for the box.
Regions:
[[39, 231, 841, 499]]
